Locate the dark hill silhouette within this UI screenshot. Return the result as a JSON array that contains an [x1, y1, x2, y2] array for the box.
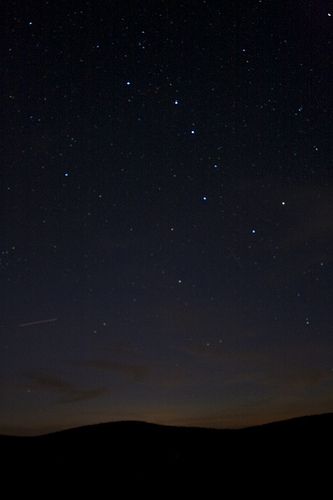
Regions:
[[1, 413, 332, 492]]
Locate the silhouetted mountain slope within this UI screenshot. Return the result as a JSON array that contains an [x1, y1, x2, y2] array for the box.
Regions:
[[1, 414, 332, 491]]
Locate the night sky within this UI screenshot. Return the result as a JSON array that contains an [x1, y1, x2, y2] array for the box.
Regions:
[[1, 0, 333, 435]]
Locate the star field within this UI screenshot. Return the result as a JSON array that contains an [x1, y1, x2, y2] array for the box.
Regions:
[[1, 0, 333, 434]]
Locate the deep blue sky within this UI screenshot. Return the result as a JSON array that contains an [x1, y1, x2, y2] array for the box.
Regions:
[[1, 0, 332, 434]]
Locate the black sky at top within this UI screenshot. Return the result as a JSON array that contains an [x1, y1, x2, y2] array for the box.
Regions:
[[1, 0, 332, 434]]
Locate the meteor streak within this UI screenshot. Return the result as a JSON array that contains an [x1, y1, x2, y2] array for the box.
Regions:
[[19, 318, 58, 328]]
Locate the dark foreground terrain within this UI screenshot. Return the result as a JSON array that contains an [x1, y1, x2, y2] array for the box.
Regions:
[[1, 413, 332, 492]]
